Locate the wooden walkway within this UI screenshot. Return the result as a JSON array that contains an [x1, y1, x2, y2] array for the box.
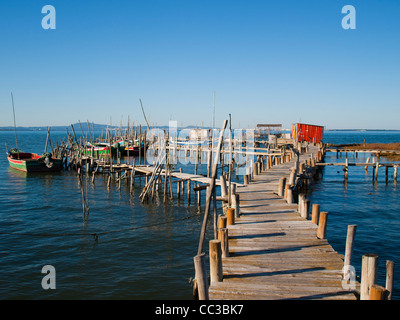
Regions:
[[89, 160, 244, 187], [132, 165, 244, 187], [209, 147, 358, 300]]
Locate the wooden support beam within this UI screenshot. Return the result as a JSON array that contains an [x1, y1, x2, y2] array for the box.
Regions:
[[317, 211, 328, 239], [370, 284, 388, 300], [209, 240, 223, 283], [360, 253, 379, 300], [343, 225, 357, 281], [218, 228, 229, 258], [311, 204, 320, 224], [193, 253, 209, 300], [386, 260, 395, 300], [197, 120, 228, 255], [226, 208, 235, 226]]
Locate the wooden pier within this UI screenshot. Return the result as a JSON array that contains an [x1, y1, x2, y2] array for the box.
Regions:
[[50, 122, 394, 299], [208, 146, 359, 300]]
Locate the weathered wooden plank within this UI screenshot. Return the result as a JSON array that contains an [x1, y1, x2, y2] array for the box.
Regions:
[[208, 146, 358, 300], [209, 281, 357, 300]]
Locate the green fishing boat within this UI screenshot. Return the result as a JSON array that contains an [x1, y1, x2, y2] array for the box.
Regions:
[[7, 149, 63, 172], [77, 142, 118, 157]]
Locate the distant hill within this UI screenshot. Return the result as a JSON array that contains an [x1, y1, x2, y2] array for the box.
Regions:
[[0, 123, 115, 132], [0, 123, 205, 132]]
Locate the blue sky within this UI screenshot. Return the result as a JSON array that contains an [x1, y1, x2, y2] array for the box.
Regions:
[[0, 0, 399, 129]]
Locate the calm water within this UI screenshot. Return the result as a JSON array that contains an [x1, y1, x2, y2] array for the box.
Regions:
[[0, 130, 216, 299], [0, 130, 399, 299], [310, 130, 400, 300]]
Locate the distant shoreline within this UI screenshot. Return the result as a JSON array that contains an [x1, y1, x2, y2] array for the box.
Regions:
[[1, 126, 400, 132], [324, 129, 400, 132]]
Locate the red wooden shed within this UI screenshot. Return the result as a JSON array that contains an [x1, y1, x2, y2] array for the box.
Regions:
[[292, 123, 324, 143]]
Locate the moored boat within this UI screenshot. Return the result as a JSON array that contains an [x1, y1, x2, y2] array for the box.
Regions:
[[78, 142, 117, 157], [123, 140, 145, 156], [7, 149, 63, 172]]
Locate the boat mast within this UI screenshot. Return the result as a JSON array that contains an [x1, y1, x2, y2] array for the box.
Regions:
[[11, 92, 20, 159], [44, 127, 50, 154], [213, 90, 215, 130]]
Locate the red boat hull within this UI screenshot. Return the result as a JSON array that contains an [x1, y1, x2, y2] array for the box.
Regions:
[[7, 152, 63, 172]]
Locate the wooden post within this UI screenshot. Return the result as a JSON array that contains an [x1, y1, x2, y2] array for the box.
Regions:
[[163, 174, 168, 204], [386, 260, 395, 300], [343, 225, 357, 281], [218, 228, 229, 258], [301, 199, 310, 219], [218, 215, 227, 229], [360, 253, 379, 300], [207, 149, 212, 178], [311, 204, 320, 224], [316, 211, 328, 239], [374, 163, 379, 181], [197, 190, 201, 209], [107, 174, 112, 189], [209, 240, 223, 282], [288, 169, 296, 185], [248, 163, 253, 181], [284, 183, 289, 199], [193, 253, 209, 300], [385, 166, 389, 183], [220, 175, 227, 198], [220, 142, 224, 177], [394, 166, 398, 181], [298, 193, 305, 214], [212, 186, 218, 240], [230, 186, 239, 218], [168, 169, 173, 199], [187, 180, 191, 203], [365, 157, 370, 172], [253, 162, 258, 176], [138, 133, 142, 165], [278, 177, 286, 197], [369, 284, 389, 300], [236, 194, 241, 217], [177, 179, 181, 199], [226, 207, 235, 225], [180, 168, 184, 195], [286, 187, 293, 204], [130, 163, 135, 191], [155, 175, 160, 191]]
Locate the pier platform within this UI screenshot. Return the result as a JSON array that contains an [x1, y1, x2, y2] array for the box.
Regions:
[[208, 147, 358, 300]]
